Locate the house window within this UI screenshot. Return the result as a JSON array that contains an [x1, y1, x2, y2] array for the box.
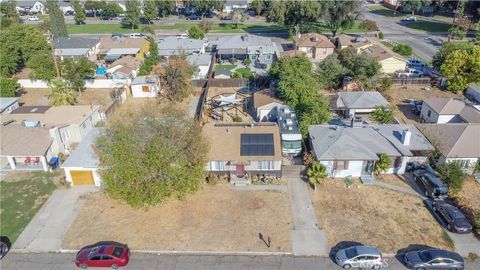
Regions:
[[394, 157, 402, 168], [307, 47, 313, 53], [427, 110, 431, 117], [258, 160, 274, 170], [333, 160, 349, 170], [210, 161, 227, 171], [265, 54, 271, 60], [142, 85, 150, 93]]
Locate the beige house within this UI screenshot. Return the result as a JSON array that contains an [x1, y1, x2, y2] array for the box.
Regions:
[[420, 124, 480, 174], [294, 33, 335, 62], [203, 122, 282, 185], [253, 89, 283, 122]]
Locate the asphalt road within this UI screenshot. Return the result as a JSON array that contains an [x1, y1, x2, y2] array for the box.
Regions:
[[360, 5, 446, 61]]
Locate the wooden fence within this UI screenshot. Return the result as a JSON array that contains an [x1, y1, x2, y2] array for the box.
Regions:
[[192, 78, 250, 88], [392, 77, 432, 85]]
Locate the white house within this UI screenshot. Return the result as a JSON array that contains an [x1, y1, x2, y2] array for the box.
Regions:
[[420, 124, 480, 174], [308, 124, 434, 180], [0, 97, 20, 115], [223, 0, 249, 13], [420, 98, 480, 124], [330, 91, 390, 118], [53, 37, 101, 60], [16, 1, 45, 14], [130, 76, 160, 98], [187, 54, 212, 79], [252, 89, 283, 122], [466, 83, 480, 103], [62, 128, 102, 186]]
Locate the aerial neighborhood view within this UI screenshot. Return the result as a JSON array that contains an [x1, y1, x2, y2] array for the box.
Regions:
[[1, 0, 480, 269]]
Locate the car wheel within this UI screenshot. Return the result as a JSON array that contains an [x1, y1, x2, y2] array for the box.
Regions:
[[111, 264, 119, 269], [79, 264, 88, 269], [342, 264, 352, 269], [372, 265, 380, 270], [415, 268, 425, 270], [447, 224, 452, 231], [449, 268, 458, 270], [432, 206, 437, 211], [424, 190, 429, 196]]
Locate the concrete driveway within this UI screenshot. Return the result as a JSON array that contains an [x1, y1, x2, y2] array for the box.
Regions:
[[13, 186, 98, 252]]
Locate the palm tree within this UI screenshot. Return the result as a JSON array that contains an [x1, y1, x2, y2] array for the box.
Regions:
[[374, 153, 392, 176], [48, 78, 76, 106], [307, 162, 329, 190]]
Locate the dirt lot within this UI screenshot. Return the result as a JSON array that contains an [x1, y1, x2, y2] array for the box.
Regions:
[[63, 184, 292, 251], [311, 181, 452, 253]]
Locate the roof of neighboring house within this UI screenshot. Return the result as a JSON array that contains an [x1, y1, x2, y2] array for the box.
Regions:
[[187, 54, 212, 66], [361, 44, 406, 62], [106, 48, 140, 55], [202, 123, 282, 162], [54, 48, 90, 56], [0, 97, 19, 113], [131, 75, 158, 85], [294, 33, 335, 48], [216, 35, 276, 55], [224, 0, 249, 6], [0, 125, 52, 156], [62, 128, 100, 168], [3, 105, 98, 126], [157, 36, 206, 56], [424, 98, 466, 115], [336, 91, 389, 109], [419, 124, 480, 158], [459, 106, 480, 123], [253, 89, 283, 109], [99, 37, 146, 53], [53, 37, 100, 50], [336, 34, 354, 47], [110, 55, 142, 70], [308, 124, 433, 160]]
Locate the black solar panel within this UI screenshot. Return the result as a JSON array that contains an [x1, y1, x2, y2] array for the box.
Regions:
[[240, 134, 274, 156]]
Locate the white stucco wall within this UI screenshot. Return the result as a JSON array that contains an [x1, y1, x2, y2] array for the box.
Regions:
[[420, 103, 440, 123], [205, 160, 282, 173], [380, 58, 407, 74], [320, 160, 364, 178], [64, 168, 102, 186], [439, 156, 479, 174], [131, 84, 159, 98]]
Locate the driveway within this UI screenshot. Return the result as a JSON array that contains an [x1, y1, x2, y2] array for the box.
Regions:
[[12, 186, 98, 252]]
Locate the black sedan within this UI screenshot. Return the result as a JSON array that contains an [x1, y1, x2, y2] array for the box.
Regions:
[[404, 249, 464, 270], [433, 201, 473, 233]]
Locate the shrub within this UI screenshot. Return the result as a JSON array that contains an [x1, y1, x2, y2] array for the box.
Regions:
[[372, 105, 395, 124], [188, 24, 204, 39], [393, 43, 413, 56], [0, 77, 20, 97], [307, 162, 328, 186], [232, 71, 242, 78], [374, 153, 391, 175], [378, 31, 384, 40], [437, 162, 466, 195], [303, 151, 315, 167], [375, 76, 393, 92], [206, 173, 217, 185], [243, 58, 252, 65], [344, 176, 353, 188], [235, 67, 253, 79], [232, 115, 242, 122]]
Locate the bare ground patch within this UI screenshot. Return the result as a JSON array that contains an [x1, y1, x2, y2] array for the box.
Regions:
[[63, 184, 292, 252], [375, 174, 412, 190], [311, 181, 452, 253]]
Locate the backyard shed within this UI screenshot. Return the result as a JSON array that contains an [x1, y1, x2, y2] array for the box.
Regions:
[[130, 76, 160, 98]]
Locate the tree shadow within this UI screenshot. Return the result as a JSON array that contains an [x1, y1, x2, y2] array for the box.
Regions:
[[395, 244, 436, 266], [329, 241, 364, 263]]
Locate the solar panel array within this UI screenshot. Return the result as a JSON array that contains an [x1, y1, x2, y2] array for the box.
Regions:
[[240, 134, 275, 156]]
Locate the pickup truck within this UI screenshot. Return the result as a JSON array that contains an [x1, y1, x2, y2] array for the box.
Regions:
[[395, 68, 424, 78]]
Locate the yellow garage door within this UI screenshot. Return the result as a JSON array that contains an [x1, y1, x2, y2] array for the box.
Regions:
[[70, 170, 94, 185]]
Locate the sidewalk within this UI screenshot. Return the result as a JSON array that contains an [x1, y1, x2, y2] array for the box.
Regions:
[[13, 186, 98, 252]]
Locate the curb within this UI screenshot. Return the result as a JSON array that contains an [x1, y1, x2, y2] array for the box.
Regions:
[[10, 249, 293, 256]]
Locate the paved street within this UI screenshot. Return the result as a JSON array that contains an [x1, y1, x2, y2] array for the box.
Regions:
[[360, 5, 446, 61]]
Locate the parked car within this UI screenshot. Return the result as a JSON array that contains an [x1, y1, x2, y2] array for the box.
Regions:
[[65, 10, 74, 16], [75, 242, 129, 269], [413, 171, 448, 199], [407, 59, 425, 68], [128, 33, 146, 39], [0, 240, 9, 260], [187, 14, 201, 20], [396, 68, 424, 78], [404, 249, 464, 270], [405, 161, 434, 174], [27, 16, 39, 21], [433, 200, 473, 233], [402, 16, 417, 22], [335, 245, 384, 269]]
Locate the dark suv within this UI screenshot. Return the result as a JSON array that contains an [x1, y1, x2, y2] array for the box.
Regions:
[[413, 171, 448, 199], [433, 201, 473, 233]]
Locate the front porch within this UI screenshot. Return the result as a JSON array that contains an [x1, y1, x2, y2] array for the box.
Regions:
[[1, 156, 49, 171]]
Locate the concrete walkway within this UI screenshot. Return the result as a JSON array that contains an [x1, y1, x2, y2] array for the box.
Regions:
[[13, 186, 98, 252], [283, 166, 329, 256]]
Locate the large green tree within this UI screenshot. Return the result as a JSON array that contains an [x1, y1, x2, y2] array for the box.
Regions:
[[0, 77, 20, 97], [266, 0, 324, 26], [399, 0, 432, 15], [124, 0, 141, 29], [143, 0, 157, 24], [432, 41, 475, 68], [153, 55, 195, 101], [97, 106, 208, 209], [26, 52, 56, 80], [371, 105, 395, 124], [270, 55, 330, 136], [338, 47, 382, 84], [188, 24, 204, 39], [45, 0, 68, 38], [437, 162, 466, 195], [324, 0, 361, 37], [441, 45, 480, 92], [60, 57, 95, 94], [316, 54, 350, 90], [101, 2, 123, 19], [155, 0, 175, 17], [188, 0, 225, 16], [0, 0, 18, 28], [72, 0, 86, 24], [84, 0, 107, 17]]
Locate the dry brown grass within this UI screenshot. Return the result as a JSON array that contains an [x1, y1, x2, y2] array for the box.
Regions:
[[375, 174, 412, 189], [63, 184, 292, 251], [384, 85, 461, 104], [311, 181, 452, 253], [456, 177, 480, 214]]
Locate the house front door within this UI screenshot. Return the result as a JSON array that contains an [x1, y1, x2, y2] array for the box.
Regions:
[[363, 160, 374, 175], [236, 164, 246, 177]]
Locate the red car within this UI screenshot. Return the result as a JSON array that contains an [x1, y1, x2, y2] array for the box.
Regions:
[[75, 242, 130, 269]]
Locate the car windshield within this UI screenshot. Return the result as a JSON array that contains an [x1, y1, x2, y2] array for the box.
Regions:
[[112, 247, 124, 257], [419, 251, 433, 262], [282, 140, 302, 150], [346, 248, 358, 259]]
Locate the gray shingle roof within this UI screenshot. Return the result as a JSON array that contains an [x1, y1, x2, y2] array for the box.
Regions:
[[61, 128, 100, 168], [0, 97, 19, 113], [216, 35, 276, 55], [336, 91, 389, 109], [187, 54, 212, 66], [157, 37, 205, 56], [53, 37, 100, 50]]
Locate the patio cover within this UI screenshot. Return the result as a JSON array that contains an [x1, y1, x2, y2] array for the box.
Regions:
[[0, 125, 52, 156]]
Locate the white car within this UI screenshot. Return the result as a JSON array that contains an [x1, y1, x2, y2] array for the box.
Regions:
[[27, 16, 39, 21], [402, 16, 417, 22], [396, 68, 424, 78], [335, 245, 384, 269], [128, 33, 146, 39]]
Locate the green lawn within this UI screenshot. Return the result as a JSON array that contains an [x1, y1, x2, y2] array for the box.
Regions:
[[368, 5, 396, 17], [215, 64, 236, 72], [0, 172, 58, 243], [405, 20, 452, 32]]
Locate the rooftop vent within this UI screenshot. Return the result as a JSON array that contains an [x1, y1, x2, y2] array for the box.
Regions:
[[310, 37, 318, 42]]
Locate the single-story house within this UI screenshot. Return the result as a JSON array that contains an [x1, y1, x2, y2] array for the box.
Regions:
[[361, 44, 407, 74], [330, 91, 390, 118], [203, 122, 283, 185], [223, 0, 249, 13], [419, 123, 480, 174], [99, 37, 149, 60], [53, 37, 101, 60], [336, 35, 373, 53], [420, 98, 480, 124], [1, 105, 102, 154], [214, 70, 232, 79], [107, 55, 142, 79], [105, 48, 141, 62], [62, 128, 102, 186], [294, 33, 335, 62], [253, 89, 283, 122], [157, 36, 207, 57], [215, 35, 278, 68], [466, 83, 480, 103], [16, 1, 45, 14], [0, 97, 20, 115], [188, 54, 213, 79], [0, 125, 55, 172], [130, 76, 160, 98], [308, 124, 434, 178]]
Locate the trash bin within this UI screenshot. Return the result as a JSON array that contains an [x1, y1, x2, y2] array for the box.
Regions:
[[48, 157, 59, 169]]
